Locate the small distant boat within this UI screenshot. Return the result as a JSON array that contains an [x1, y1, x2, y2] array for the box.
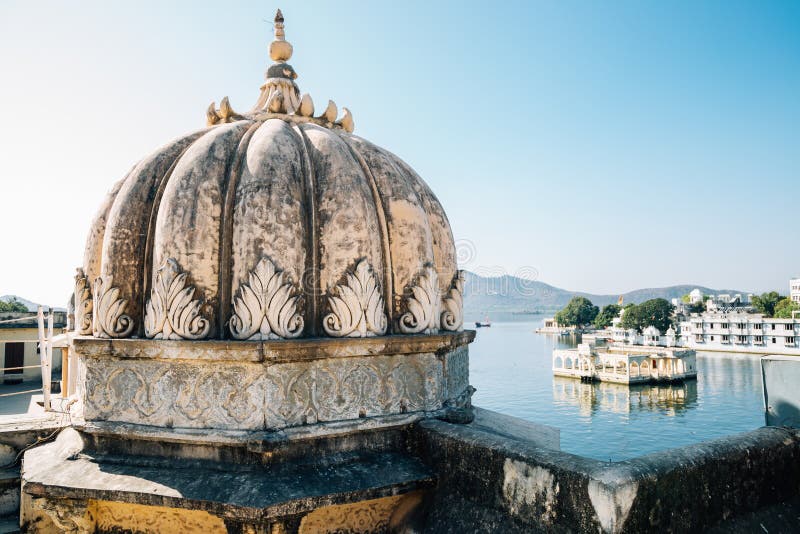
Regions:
[[475, 316, 491, 328]]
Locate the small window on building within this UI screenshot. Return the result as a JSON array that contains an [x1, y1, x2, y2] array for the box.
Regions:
[[772, 337, 777, 344], [788, 337, 796, 345]]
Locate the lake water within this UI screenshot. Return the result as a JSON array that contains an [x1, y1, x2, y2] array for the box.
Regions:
[[468, 315, 765, 461]]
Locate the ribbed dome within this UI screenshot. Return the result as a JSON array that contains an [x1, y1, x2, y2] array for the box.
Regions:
[[74, 13, 463, 341]]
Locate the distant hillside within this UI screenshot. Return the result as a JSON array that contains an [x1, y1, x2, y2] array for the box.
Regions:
[[0, 295, 67, 312], [463, 272, 746, 315]]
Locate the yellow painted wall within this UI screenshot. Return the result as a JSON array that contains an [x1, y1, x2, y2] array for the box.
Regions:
[[0, 327, 62, 381]]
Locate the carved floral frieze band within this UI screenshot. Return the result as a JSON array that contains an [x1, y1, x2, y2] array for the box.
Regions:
[[441, 270, 465, 332], [93, 274, 134, 338], [399, 264, 442, 334], [229, 257, 304, 340], [144, 258, 210, 340], [74, 268, 93, 335], [323, 259, 387, 337]]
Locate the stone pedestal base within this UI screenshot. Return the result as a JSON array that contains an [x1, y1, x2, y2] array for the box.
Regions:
[[22, 332, 477, 533], [20, 407, 562, 534], [21, 422, 435, 534]]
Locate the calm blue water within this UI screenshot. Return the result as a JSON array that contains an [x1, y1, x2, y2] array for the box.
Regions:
[[468, 315, 764, 461]]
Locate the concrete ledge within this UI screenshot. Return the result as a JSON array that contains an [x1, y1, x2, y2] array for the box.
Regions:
[[0, 420, 67, 452], [416, 420, 800, 533], [469, 407, 560, 451]]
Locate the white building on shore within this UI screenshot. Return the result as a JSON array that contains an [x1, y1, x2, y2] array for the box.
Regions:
[[791, 277, 800, 304], [679, 312, 800, 356]]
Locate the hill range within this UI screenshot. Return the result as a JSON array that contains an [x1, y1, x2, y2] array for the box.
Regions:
[[463, 271, 746, 316]]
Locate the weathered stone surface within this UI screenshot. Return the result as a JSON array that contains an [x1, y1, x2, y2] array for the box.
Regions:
[[469, 407, 560, 450], [84, 358, 268, 430], [93, 500, 228, 533], [443, 345, 469, 400], [415, 419, 800, 533], [99, 129, 208, 338], [73, 330, 474, 363], [22, 428, 435, 528], [230, 119, 307, 326], [18, 407, 800, 533], [79, 115, 463, 340], [262, 352, 442, 428], [298, 492, 423, 533], [79, 337, 469, 431]]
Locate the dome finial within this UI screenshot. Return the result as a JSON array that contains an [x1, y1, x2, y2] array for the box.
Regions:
[[245, 7, 353, 129], [270, 8, 293, 62]]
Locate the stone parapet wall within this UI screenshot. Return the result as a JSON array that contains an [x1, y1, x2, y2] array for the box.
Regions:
[[415, 420, 800, 533], [19, 406, 799, 533]]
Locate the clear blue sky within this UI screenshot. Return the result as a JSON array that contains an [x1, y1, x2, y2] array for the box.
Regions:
[[1, 1, 798, 306]]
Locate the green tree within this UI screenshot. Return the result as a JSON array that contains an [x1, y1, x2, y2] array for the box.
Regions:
[[686, 301, 706, 314], [751, 292, 783, 317], [620, 304, 642, 331], [640, 298, 675, 333], [0, 298, 28, 313], [555, 297, 599, 328], [681, 293, 708, 313], [593, 304, 621, 329], [774, 298, 800, 319], [619, 298, 675, 333]]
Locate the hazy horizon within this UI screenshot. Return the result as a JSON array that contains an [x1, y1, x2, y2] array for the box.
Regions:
[[1, 1, 798, 306]]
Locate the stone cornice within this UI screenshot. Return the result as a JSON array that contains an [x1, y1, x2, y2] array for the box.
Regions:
[[72, 330, 475, 364]]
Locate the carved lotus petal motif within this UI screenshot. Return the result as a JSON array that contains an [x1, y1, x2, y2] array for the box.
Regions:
[[93, 274, 134, 338], [323, 259, 387, 337], [74, 268, 93, 335], [145, 258, 210, 340], [441, 270, 465, 332], [229, 257, 304, 340], [399, 265, 441, 334]]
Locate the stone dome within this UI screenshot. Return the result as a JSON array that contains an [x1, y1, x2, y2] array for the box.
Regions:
[[75, 11, 463, 341]]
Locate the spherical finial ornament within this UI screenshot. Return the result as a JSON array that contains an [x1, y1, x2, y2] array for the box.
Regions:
[[269, 8, 293, 62]]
